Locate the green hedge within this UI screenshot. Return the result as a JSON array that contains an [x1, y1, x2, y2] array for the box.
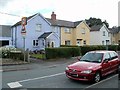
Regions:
[[80, 45, 120, 55], [45, 47, 80, 59]]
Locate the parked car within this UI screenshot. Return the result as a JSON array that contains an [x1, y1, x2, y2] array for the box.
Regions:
[[65, 51, 120, 83]]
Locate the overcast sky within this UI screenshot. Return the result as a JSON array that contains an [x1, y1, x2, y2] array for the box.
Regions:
[[0, 0, 119, 28]]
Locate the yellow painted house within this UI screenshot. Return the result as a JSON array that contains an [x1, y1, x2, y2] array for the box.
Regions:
[[60, 21, 90, 46], [109, 27, 120, 45]]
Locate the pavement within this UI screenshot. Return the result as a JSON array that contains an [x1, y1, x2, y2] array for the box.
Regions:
[[1, 57, 78, 72]]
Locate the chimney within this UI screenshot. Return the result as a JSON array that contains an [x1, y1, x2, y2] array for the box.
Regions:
[[51, 12, 56, 20]]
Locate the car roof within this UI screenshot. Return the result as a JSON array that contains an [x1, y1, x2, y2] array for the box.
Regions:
[[88, 50, 115, 54]]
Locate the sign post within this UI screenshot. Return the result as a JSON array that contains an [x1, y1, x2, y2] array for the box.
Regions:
[[21, 17, 27, 63]]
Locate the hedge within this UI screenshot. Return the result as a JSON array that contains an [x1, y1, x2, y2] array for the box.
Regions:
[[45, 47, 80, 59], [80, 45, 120, 55]]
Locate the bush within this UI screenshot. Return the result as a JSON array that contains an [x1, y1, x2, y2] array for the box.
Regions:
[[45, 47, 80, 59], [0, 46, 28, 61]]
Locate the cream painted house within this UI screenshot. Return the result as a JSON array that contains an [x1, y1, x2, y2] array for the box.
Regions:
[[60, 21, 90, 46]]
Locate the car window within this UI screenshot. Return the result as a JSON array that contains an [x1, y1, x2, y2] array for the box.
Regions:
[[109, 52, 118, 60], [80, 52, 103, 63], [103, 53, 110, 60]]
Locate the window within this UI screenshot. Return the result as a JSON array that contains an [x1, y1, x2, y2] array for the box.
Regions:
[[83, 40, 86, 45], [65, 40, 71, 45], [81, 28, 85, 34], [52, 26, 58, 33], [33, 40, 38, 47], [109, 52, 118, 59], [103, 31, 105, 36], [103, 53, 110, 60], [102, 41, 104, 45], [36, 24, 41, 31], [64, 28, 71, 33], [51, 42, 55, 48]]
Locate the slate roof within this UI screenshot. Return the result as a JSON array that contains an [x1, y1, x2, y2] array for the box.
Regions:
[[12, 13, 83, 28], [38, 32, 52, 39], [12, 13, 37, 27], [109, 27, 119, 34], [46, 18, 81, 28], [90, 25, 103, 31]]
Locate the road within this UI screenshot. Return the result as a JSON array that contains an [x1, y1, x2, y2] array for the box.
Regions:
[[2, 57, 119, 90]]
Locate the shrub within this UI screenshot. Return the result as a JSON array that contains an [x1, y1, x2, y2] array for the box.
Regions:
[[45, 47, 80, 59]]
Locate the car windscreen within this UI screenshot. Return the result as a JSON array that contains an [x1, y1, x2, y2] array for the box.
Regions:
[[80, 52, 103, 63]]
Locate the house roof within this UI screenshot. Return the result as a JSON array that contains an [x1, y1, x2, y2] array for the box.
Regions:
[[109, 27, 119, 34], [12, 13, 37, 27], [90, 25, 103, 31], [38, 32, 52, 39], [12, 13, 83, 28], [46, 18, 80, 28]]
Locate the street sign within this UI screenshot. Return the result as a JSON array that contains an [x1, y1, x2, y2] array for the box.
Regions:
[[21, 17, 27, 25]]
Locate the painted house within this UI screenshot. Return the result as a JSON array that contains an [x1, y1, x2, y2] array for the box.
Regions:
[[12, 12, 60, 51], [0, 25, 12, 46], [90, 24, 111, 45], [12, 12, 91, 51], [60, 21, 90, 46], [109, 27, 120, 45]]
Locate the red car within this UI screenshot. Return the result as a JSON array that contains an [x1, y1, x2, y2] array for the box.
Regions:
[[65, 51, 120, 83]]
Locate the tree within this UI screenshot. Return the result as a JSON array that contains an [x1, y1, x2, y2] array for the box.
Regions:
[[85, 17, 109, 28]]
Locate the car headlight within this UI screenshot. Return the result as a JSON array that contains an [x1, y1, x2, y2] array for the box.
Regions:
[[81, 70, 92, 74], [66, 67, 69, 70]]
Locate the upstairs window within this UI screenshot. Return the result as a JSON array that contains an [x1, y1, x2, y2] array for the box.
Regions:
[[81, 28, 86, 34], [103, 31, 105, 36], [64, 28, 71, 33], [36, 24, 41, 31]]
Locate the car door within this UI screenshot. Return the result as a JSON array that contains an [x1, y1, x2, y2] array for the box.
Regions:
[[101, 52, 111, 76], [109, 51, 119, 73]]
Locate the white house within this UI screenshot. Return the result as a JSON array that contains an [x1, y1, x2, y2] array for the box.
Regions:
[[0, 25, 12, 46], [11, 12, 61, 51], [90, 24, 111, 45]]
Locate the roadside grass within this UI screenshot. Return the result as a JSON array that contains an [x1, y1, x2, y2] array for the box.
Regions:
[[30, 54, 45, 59]]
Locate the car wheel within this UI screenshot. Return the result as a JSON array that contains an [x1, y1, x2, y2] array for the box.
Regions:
[[94, 72, 101, 83]]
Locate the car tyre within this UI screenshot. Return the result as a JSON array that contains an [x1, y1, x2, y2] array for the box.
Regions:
[[94, 72, 101, 83]]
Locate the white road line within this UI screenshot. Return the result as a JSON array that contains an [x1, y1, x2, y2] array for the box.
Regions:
[[7, 72, 65, 88], [7, 82, 22, 88], [85, 74, 118, 89], [0, 70, 3, 72]]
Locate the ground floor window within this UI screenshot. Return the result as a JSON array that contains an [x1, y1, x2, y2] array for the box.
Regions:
[[65, 40, 71, 45], [33, 40, 38, 47], [83, 40, 86, 45]]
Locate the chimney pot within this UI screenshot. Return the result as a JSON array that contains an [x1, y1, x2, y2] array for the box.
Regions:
[[51, 12, 56, 20]]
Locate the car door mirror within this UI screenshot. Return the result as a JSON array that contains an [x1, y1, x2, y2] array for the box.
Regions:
[[103, 59, 109, 63]]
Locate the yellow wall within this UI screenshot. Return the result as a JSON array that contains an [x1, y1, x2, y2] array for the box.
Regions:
[[61, 21, 90, 46]]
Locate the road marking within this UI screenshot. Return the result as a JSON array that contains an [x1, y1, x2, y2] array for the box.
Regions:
[[0, 70, 3, 72], [84, 74, 118, 89], [7, 82, 22, 88], [7, 72, 65, 88]]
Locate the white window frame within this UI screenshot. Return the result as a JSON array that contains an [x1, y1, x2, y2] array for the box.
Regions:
[[64, 28, 71, 33], [103, 31, 106, 36], [81, 28, 85, 34], [65, 40, 71, 45], [33, 40, 39, 47], [36, 24, 41, 31]]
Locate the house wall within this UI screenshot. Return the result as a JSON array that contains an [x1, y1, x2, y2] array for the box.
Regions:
[[12, 14, 60, 51], [90, 31, 101, 45], [75, 22, 90, 46], [60, 27, 74, 45], [90, 24, 111, 45]]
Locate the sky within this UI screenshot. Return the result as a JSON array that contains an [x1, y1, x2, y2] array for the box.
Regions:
[[0, 0, 119, 28]]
